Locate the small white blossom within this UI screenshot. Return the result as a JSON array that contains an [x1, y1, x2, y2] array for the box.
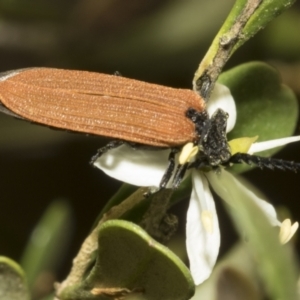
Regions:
[[94, 83, 299, 285]]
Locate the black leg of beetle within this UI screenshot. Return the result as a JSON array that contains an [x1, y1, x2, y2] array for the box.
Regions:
[[172, 163, 189, 189], [90, 140, 125, 165], [229, 152, 300, 172], [159, 148, 179, 188]]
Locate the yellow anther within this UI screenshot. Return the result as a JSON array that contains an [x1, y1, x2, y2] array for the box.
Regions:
[[228, 136, 258, 155], [179, 142, 199, 165], [279, 218, 299, 244]]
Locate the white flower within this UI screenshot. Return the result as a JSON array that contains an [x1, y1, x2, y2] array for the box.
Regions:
[[93, 83, 299, 286]]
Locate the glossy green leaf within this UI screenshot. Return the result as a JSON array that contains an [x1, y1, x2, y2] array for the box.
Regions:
[[60, 220, 194, 300], [0, 256, 30, 300], [219, 61, 298, 156], [93, 220, 194, 300], [20, 199, 73, 289]]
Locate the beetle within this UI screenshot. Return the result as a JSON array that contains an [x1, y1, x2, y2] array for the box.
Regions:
[[0, 68, 299, 189]]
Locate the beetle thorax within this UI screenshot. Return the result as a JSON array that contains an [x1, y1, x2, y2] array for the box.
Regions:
[[186, 108, 231, 168]]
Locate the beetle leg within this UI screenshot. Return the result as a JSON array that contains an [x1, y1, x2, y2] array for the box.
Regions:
[[90, 140, 125, 165], [159, 148, 179, 188], [172, 163, 189, 189]]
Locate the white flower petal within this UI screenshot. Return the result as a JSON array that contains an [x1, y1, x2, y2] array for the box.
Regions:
[[207, 170, 281, 226], [207, 83, 236, 133], [249, 136, 300, 154], [93, 144, 169, 187], [186, 171, 220, 285]]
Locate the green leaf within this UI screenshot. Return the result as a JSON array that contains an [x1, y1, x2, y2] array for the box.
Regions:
[[235, 0, 297, 51], [209, 172, 298, 300], [60, 220, 194, 300], [0, 256, 30, 300], [219, 61, 298, 156], [20, 199, 73, 289], [193, 0, 297, 97]]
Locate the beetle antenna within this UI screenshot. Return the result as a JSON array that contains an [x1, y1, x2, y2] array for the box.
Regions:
[[229, 153, 300, 172]]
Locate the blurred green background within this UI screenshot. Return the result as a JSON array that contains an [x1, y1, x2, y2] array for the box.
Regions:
[[0, 0, 300, 297]]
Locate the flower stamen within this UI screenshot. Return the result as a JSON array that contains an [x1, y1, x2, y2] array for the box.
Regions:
[[279, 218, 299, 244], [228, 136, 258, 155], [179, 142, 199, 165]]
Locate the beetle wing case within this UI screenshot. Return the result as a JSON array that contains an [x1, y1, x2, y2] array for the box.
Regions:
[[0, 68, 205, 147]]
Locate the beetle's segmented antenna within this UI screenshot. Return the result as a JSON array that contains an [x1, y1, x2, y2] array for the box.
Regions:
[[229, 153, 300, 172]]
